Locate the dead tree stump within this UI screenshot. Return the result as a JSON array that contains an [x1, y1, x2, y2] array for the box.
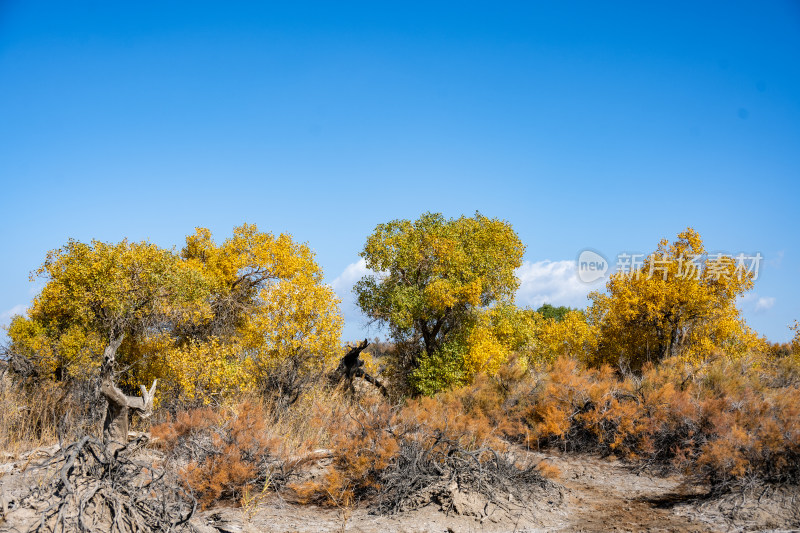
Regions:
[[333, 338, 389, 397]]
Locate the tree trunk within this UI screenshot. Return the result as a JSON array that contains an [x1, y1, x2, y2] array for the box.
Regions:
[[100, 335, 157, 452]]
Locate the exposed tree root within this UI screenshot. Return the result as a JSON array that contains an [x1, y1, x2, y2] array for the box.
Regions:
[[374, 437, 555, 515], [15, 435, 196, 533]]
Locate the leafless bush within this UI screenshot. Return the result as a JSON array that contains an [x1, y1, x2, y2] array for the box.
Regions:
[[374, 433, 549, 515]]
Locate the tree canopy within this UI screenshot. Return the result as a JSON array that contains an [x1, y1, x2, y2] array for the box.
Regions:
[[587, 228, 761, 370], [535, 303, 574, 322], [7, 239, 208, 381], [354, 212, 525, 393], [8, 224, 343, 403]]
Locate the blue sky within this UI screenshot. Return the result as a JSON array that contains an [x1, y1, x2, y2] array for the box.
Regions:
[[1, 1, 798, 343]]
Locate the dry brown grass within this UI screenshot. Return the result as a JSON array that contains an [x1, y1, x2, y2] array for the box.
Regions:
[[0, 371, 103, 457]]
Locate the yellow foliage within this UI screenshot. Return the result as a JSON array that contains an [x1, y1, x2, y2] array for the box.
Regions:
[[157, 338, 254, 403], [357, 349, 383, 378], [588, 228, 759, 370], [462, 304, 539, 377], [356, 212, 525, 392], [9, 239, 208, 382], [181, 224, 343, 389], [8, 224, 343, 404], [464, 313, 508, 377], [438, 303, 595, 385], [528, 310, 596, 364]]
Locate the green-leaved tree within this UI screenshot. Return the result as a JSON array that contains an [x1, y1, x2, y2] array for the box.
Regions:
[[355, 212, 525, 393]]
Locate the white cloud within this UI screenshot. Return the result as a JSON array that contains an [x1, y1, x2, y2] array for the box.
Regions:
[[0, 304, 27, 323], [330, 259, 385, 339], [516, 260, 604, 310], [755, 296, 776, 312], [738, 293, 776, 314], [331, 258, 370, 292]]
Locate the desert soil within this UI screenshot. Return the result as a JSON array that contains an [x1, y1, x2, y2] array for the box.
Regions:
[[189, 450, 797, 533], [3, 446, 798, 532]]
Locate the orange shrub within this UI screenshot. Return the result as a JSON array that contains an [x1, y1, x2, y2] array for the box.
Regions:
[[291, 388, 524, 507], [483, 353, 800, 491], [535, 460, 562, 480], [153, 349, 800, 507], [153, 401, 282, 509]]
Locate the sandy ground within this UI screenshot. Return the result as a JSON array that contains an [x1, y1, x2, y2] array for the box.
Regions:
[[2, 446, 799, 532], [188, 451, 798, 533]]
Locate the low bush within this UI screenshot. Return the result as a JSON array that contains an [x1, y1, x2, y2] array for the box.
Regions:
[[6, 337, 799, 510], [454, 352, 800, 493], [290, 392, 549, 513], [152, 400, 285, 509]]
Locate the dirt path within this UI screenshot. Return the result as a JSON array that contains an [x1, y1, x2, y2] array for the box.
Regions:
[[532, 452, 711, 532]]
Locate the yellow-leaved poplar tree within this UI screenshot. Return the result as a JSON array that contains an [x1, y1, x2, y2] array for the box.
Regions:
[[355, 212, 525, 394], [6, 239, 213, 445], [587, 228, 761, 370], [165, 223, 343, 401], [7, 239, 209, 382], [8, 224, 343, 407]]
